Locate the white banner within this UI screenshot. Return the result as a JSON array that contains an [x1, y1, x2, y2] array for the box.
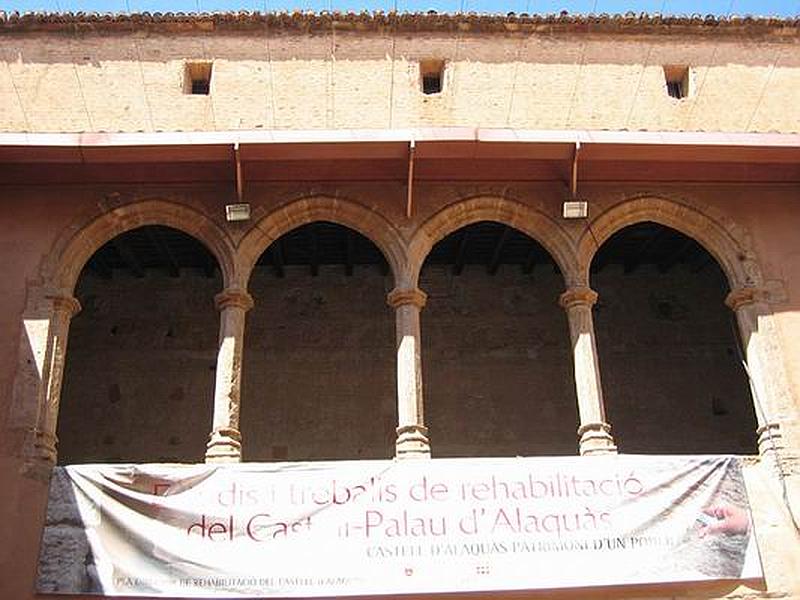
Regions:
[[37, 456, 762, 597]]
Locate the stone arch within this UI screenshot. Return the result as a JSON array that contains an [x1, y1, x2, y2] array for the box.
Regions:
[[408, 196, 579, 288], [577, 194, 762, 290], [44, 198, 235, 295], [237, 196, 406, 288], [15, 199, 235, 466]]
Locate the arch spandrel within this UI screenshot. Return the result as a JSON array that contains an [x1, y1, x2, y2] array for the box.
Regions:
[[237, 196, 407, 289], [577, 195, 762, 290], [407, 196, 580, 288], [45, 199, 235, 294]]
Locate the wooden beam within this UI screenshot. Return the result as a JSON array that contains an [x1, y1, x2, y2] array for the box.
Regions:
[[570, 141, 581, 197], [487, 226, 511, 275], [406, 140, 416, 218], [272, 239, 285, 278], [111, 237, 144, 278], [146, 229, 180, 278], [452, 230, 470, 276], [233, 142, 244, 201], [345, 230, 354, 276]]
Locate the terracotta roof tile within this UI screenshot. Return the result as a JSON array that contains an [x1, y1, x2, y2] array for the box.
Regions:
[[0, 10, 797, 37]]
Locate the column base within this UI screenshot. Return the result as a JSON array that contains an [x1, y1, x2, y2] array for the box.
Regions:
[[757, 421, 784, 458], [578, 422, 617, 456], [30, 429, 58, 466], [395, 425, 431, 459], [205, 428, 242, 463]]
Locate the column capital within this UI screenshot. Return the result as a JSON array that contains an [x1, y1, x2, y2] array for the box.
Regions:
[[215, 288, 254, 312], [47, 295, 81, 318], [387, 287, 427, 310], [725, 286, 768, 311], [559, 286, 598, 309]]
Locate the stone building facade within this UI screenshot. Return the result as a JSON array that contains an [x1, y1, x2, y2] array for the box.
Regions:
[[0, 10, 799, 600]]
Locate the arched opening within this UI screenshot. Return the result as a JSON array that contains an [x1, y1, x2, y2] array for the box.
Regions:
[[590, 222, 758, 454], [240, 222, 395, 461], [58, 225, 222, 464], [421, 221, 578, 457]]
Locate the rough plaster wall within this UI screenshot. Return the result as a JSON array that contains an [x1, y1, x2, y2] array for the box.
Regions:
[[1, 33, 798, 133], [241, 265, 397, 461], [593, 262, 758, 455], [57, 269, 220, 464]]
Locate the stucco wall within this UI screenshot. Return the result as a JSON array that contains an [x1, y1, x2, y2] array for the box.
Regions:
[[1, 31, 798, 133]]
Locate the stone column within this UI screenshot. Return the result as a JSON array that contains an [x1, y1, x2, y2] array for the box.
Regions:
[[559, 286, 617, 456], [726, 287, 786, 458], [387, 287, 431, 458], [206, 287, 254, 463], [32, 295, 82, 465]]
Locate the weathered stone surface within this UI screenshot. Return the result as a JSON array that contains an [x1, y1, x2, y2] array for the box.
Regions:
[[36, 472, 93, 593]]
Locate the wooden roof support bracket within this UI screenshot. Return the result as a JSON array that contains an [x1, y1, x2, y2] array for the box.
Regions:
[[406, 139, 416, 219], [234, 142, 244, 202], [571, 140, 581, 198]]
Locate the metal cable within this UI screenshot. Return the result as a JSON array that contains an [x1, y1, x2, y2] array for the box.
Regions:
[[624, 0, 668, 129], [193, 0, 218, 130], [68, 20, 95, 132], [388, 2, 398, 128], [328, 9, 336, 128], [263, 0, 278, 129], [683, 0, 735, 130], [745, 46, 784, 132], [505, 0, 532, 126], [4, 62, 32, 132], [564, 2, 599, 129]]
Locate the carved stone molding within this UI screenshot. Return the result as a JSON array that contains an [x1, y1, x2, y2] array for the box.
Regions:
[[756, 421, 784, 455], [215, 288, 254, 312], [49, 295, 82, 318], [395, 424, 431, 459], [725, 287, 768, 311], [577, 421, 617, 456], [206, 427, 243, 463], [387, 288, 427, 310], [31, 429, 58, 465], [559, 286, 598, 310]]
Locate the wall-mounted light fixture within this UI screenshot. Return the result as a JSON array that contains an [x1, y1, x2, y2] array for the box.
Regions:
[[225, 203, 251, 222], [562, 200, 588, 219]]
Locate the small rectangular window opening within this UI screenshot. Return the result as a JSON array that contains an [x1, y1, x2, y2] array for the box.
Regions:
[[184, 62, 213, 95], [420, 59, 445, 95], [664, 65, 690, 99]]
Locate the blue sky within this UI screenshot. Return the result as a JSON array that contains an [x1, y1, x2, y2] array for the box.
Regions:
[[2, 0, 798, 17]]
